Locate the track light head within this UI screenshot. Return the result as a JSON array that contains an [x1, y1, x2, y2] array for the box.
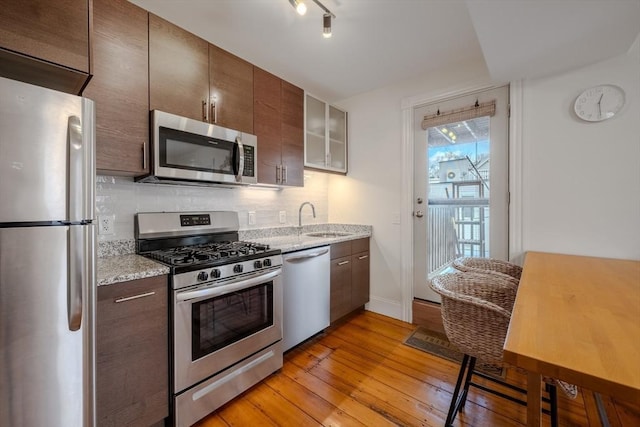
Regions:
[[289, 0, 307, 16], [323, 13, 332, 38]]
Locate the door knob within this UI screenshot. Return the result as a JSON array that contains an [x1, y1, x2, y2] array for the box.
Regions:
[[414, 210, 424, 218]]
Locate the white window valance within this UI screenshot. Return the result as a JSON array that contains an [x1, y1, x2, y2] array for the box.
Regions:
[[421, 100, 496, 130]]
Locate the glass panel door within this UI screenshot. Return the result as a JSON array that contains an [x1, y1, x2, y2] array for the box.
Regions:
[[413, 86, 509, 302]]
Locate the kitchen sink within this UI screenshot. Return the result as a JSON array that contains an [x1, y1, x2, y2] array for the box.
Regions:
[[305, 232, 352, 238]]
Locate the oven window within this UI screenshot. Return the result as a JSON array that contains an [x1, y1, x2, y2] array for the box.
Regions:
[[192, 282, 273, 360]]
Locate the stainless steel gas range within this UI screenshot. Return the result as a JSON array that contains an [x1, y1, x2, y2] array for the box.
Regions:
[[135, 211, 283, 427]]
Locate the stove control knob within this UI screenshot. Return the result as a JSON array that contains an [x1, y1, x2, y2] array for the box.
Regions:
[[197, 271, 209, 282], [211, 269, 221, 278], [263, 259, 272, 267], [233, 264, 244, 273], [254, 260, 263, 269]]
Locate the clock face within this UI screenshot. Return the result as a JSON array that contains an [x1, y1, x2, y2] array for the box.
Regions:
[[574, 85, 625, 122]]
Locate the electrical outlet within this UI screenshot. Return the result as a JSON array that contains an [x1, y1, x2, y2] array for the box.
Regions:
[[98, 215, 115, 235], [279, 211, 286, 224], [248, 211, 256, 225]]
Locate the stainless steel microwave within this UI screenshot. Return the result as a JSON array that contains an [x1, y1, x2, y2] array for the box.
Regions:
[[136, 110, 257, 186]]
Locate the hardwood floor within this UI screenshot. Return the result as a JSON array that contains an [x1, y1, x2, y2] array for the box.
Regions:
[[194, 310, 640, 426]]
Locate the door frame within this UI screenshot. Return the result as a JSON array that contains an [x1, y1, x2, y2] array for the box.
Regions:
[[398, 80, 524, 322]]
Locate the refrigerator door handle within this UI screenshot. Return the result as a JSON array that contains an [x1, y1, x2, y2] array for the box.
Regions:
[[67, 226, 84, 331], [68, 115, 84, 223]]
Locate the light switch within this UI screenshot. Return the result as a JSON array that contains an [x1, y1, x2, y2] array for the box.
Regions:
[[279, 211, 286, 224], [248, 211, 256, 225], [392, 211, 401, 225]]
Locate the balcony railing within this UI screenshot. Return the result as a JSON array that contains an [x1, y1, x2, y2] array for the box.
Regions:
[[427, 198, 489, 277]]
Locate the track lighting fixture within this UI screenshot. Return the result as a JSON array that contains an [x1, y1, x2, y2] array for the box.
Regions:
[[289, 0, 307, 16], [323, 13, 332, 38], [289, 0, 336, 38]]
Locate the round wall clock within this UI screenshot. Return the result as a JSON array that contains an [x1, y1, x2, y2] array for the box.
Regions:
[[574, 84, 625, 122]]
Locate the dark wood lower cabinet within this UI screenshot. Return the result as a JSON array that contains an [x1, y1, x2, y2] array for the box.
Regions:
[[330, 255, 353, 323], [330, 238, 370, 323], [97, 275, 169, 427], [351, 250, 370, 308]]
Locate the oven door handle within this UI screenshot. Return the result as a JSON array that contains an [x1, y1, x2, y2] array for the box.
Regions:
[[176, 268, 281, 302]]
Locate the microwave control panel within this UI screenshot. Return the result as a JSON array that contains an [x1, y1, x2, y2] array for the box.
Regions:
[[243, 145, 255, 177]]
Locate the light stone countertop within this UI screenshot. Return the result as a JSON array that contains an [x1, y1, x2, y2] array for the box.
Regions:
[[248, 230, 371, 253], [97, 254, 169, 286], [96, 223, 372, 285]]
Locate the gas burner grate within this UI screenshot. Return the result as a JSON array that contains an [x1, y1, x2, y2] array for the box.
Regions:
[[145, 241, 272, 267]]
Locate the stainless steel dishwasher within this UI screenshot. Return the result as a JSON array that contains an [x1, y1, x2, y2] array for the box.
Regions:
[[282, 246, 330, 351]]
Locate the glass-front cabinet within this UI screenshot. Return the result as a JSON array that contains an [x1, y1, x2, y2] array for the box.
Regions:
[[305, 94, 347, 174]]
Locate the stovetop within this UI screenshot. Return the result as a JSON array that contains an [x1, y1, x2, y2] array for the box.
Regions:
[[146, 241, 273, 267], [135, 211, 283, 287]]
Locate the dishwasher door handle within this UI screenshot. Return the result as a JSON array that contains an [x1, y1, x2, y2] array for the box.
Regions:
[[284, 248, 329, 263]]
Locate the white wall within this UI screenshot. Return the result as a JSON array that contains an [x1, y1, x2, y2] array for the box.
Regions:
[[519, 38, 640, 260], [96, 171, 329, 242], [328, 57, 493, 319], [329, 41, 639, 320]]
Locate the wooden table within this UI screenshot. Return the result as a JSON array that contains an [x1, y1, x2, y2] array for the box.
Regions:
[[503, 251, 640, 426]]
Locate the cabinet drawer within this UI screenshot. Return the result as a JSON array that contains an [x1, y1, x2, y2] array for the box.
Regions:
[[351, 238, 369, 254], [330, 241, 351, 259], [97, 275, 169, 427]]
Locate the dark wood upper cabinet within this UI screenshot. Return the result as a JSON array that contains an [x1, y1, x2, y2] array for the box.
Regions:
[[85, 0, 149, 176], [281, 80, 305, 187], [149, 13, 209, 122], [0, 0, 91, 94], [254, 67, 283, 185], [209, 44, 253, 134], [254, 67, 304, 187]]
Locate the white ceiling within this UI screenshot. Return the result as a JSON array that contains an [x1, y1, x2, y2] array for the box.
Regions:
[[130, 0, 640, 103]]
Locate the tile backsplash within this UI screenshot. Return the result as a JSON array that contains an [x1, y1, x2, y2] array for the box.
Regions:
[[96, 170, 329, 242]]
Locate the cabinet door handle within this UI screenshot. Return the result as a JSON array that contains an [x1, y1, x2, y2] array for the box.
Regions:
[[276, 165, 281, 183], [337, 260, 350, 266], [358, 255, 369, 260], [202, 100, 208, 122], [211, 99, 217, 123], [142, 142, 147, 171], [283, 165, 287, 184], [115, 291, 156, 303]]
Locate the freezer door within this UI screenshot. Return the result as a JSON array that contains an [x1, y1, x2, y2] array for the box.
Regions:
[[0, 76, 95, 223], [0, 225, 95, 427]]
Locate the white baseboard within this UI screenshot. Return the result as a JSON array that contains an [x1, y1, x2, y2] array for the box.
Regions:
[[365, 296, 404, 321]]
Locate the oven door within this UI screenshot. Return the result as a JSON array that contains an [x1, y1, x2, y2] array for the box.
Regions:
[[173, 267, 282, 393]]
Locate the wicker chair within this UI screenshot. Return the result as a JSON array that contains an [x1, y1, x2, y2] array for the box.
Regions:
[[452, 257, 523, 281], [430, 272, 576, 427]]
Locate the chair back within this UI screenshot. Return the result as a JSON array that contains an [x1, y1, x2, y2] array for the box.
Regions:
[[430, 271, 517, 364], [452, 257, 523, 281]]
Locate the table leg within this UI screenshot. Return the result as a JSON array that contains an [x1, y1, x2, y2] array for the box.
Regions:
[[527, 371, 542, 427], [594, 393, 611, 427]]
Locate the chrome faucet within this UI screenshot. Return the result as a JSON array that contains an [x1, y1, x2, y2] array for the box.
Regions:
[[298, 202, 316, 227]]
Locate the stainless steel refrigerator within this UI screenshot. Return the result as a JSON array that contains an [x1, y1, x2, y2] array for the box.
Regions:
[[0, 76, 96, 426]]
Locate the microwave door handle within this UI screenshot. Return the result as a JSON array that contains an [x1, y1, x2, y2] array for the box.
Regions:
[[234, 136, 245, 182]]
